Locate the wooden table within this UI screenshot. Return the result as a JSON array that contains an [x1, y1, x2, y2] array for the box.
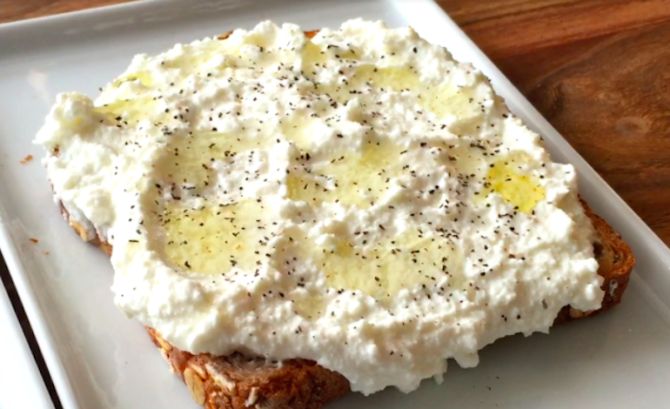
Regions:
[[1, 1, 669, 407]]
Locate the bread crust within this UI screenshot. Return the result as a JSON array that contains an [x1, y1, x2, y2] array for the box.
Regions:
[[555, 200, 635, 322], [147, 328, 349, 409]]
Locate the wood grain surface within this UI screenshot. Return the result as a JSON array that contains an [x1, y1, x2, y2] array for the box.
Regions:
[[445, 0, 670, 246], [0, 1, 668, 408]]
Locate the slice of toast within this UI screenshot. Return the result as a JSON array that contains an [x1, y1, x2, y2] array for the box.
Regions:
[[52, 27, 635, 409], [60, 199, 634, 409]]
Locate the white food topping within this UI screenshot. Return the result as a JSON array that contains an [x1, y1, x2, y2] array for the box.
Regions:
[[36, 19, 602, 395]]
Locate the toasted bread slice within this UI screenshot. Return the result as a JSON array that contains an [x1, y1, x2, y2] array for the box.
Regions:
[[53, 27, 635, 409], [60, 198, 634, 409]]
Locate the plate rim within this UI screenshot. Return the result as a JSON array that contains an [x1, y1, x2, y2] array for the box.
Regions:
[[0, 278, 53, 409], [0, 0, 669, 408]]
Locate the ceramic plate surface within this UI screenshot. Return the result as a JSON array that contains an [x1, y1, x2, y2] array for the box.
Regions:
[[0, 280, 53, 409], [1, 0, 669, 408]]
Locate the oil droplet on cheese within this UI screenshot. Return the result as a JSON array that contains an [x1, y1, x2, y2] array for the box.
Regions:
[[333, 47, 358, 60], [423, 84, 484, 132], [301, 39, 358, 77], [243, 32, 270, 48], [307, 56, 484, 125], [156, 130, 268, 194], [355, 65, 421, 91], [430, 141, 489, 177], [280, 115, 324, 151], [311, 230, 462, 303], [482, 153, 545, 213], [301, 40, 327, 75], [315, 65, 421, 104], [111, 71, 154, 88], [163, 38, 277, 75], [164, 40, 229, 72], [94, 97, 160, 124], [292, 292, 327, 320], [287, 138, 403, 207], [160, 200, 270, 275], [60, 114, 87, 132]]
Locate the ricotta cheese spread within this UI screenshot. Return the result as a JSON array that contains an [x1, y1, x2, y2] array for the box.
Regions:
[[35, 19, 603, 394]]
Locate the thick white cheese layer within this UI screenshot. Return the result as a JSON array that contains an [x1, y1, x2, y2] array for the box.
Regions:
[[36, 20, 602, 394]]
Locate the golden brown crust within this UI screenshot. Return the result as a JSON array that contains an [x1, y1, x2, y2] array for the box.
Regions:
[[148, 328, 349, 409], [58, 202, 112, 256]]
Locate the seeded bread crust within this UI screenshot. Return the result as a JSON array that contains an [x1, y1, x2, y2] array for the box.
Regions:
[[147, 327, 349, 409]]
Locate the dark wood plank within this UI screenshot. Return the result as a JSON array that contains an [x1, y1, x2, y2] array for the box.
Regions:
[[438, 0, 670, 245], [440, 0, 670, 58]]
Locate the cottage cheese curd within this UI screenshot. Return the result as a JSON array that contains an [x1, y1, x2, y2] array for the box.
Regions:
[[36, 20, 603, 394]]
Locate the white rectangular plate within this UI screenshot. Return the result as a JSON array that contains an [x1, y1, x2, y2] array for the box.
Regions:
[[0, 281, 53, 409], [1, 0, 670, 408]]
